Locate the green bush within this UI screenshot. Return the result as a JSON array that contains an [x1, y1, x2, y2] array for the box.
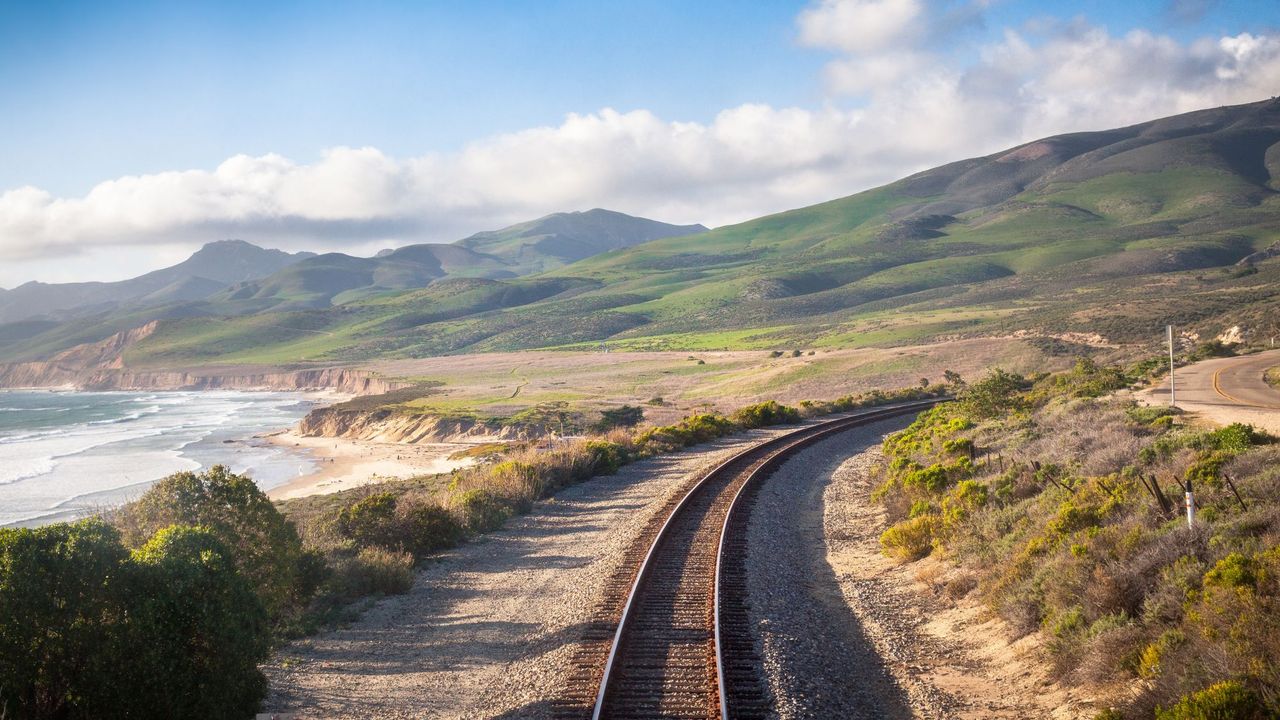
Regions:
[[959, 368, 1030, 419], [902, 463, 952, 493], [732, 400, 801, 428], [126, 526, 271, 719], [115, 465, 309, 621], [880, 514, 939, 561], [1154, 681, 1266, 720], [454, 488, 514, 532], [1041, 358, 1131, 399], [585, 439, 630, 474], [1203, 423, 1271, 453], [335, 492, 400, 548], [1185, 452, 1230, 490], [0, 519, 270, 720], [596, 405, 644, 430], [397, 500, 464, 556]]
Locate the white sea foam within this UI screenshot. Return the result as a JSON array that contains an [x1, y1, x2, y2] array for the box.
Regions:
[[0, 390, 318, 526]]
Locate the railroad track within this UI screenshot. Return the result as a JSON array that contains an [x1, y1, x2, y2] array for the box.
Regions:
[[553, 400, 942, 720]]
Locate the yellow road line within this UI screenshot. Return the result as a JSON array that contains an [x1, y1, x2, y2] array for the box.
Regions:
[[1213, 366, 1280, 410]]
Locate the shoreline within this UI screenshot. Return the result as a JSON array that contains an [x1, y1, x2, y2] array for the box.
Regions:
[[0, 387, 333, 528], [264, 430, 482, 501]]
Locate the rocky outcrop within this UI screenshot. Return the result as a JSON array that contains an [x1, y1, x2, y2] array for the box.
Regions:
[[298, 406, 531, 443], [1237, 241, 1280, 265]]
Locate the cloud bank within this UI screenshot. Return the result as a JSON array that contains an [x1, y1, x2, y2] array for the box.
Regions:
[[3, 1, 1280, 269]]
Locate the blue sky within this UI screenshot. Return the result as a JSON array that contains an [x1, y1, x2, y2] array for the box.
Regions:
[[1, 0, 1279, 285]]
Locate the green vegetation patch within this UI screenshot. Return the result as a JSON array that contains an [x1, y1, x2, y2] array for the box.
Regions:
[[871, 361, 1280, 718]]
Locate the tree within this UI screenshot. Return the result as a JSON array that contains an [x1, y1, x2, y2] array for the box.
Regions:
[[959, 368, 1029, 419], [115, 465, 310, 620], [597, 405, 644, 430], [0, 521, 271, 720], [123, 526, 270, 720], [0, 519, 128, 719]]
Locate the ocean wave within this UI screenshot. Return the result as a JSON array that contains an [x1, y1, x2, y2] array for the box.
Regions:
[[0, 457, 55, 485]]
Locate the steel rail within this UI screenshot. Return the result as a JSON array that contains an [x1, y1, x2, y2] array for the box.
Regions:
[[591, 399, 942, 719]]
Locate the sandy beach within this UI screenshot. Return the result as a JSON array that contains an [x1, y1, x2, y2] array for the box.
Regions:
[[265, 431, 482, 500]]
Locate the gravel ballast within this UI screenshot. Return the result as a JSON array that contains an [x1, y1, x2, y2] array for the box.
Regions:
[[747, 418, 1095, 719], [262, 428, 796, 720]]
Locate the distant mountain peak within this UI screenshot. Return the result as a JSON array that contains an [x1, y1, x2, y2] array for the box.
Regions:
[[0, 239, 317, 324], [455, 208, 707, 274]]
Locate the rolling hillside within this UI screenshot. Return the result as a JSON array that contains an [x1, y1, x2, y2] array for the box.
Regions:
[[0, 240, 316, 323], [456, 208, 708, 275], [8, 98, 1280, 369]]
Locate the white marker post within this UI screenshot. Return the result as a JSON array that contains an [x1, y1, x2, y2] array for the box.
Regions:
[[1167, 324, 1176, 408], [1186, 477, 1195, 527]]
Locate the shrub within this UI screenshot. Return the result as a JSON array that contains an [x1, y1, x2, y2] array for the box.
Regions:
[[1042, 358, 1131, 399], [0, 519, 130, 718], [942, 437, 975, 456], [329, 547, 415, 597], [335, 492, 400, 548], [902, 463, 952, 494], [0, 520, 271, 720], [1154, 681, 1266, 720], [597, 405, 644, 430], [114, 465, 309, 621], [1186, 341, 1236, 361], [1204, 423, 1271, 453], [126, 526, 271, 719], [585, 439, 630, 475], [1185, 452, 1230, 490], [454, 488, 514, 532], [959, 368, 1030, 419], [397, 500, 464, 556], [880, 514, 939, 561], [732, 400, 801, 429]]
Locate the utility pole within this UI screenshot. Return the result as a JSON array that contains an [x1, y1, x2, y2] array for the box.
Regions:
[[1167, 324, 1176, 408]]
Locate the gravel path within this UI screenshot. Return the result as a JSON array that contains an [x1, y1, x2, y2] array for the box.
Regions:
[[262, 428, 793, 720], [747, 419, 1095, 720]]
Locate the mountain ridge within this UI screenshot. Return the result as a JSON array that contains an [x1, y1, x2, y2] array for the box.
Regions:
[[0, 240, 317, 324], [4, 98, 1280, 368]]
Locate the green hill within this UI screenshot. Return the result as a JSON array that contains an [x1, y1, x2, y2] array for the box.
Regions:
[[0, 240, 315, 323], [10, 98, 1280, 368], [456, 208, 708, 275]]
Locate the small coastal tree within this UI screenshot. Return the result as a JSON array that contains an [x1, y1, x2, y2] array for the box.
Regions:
[[114, 465, 313, 620]]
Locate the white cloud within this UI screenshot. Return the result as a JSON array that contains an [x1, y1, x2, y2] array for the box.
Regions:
[[2, 4, 1280, 286], [796, 0, 924, 54]]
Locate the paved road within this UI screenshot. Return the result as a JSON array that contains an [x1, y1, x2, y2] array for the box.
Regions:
[[1145, 348, 1280, 434]]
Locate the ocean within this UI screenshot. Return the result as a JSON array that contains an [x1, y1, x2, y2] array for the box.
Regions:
[[0, 389, 319, 527]]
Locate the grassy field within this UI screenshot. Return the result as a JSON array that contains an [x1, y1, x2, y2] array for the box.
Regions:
[[1267, 366, 1280, 389], [340, 338, 1057, 427]]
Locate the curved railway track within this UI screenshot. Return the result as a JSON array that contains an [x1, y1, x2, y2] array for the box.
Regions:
[[553, 400, 942, 720]]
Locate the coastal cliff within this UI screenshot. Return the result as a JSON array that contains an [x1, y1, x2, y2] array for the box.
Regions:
[[0, 321, 401, 395], [0, 362, 402, 394], [298, 405, 531, 443]]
